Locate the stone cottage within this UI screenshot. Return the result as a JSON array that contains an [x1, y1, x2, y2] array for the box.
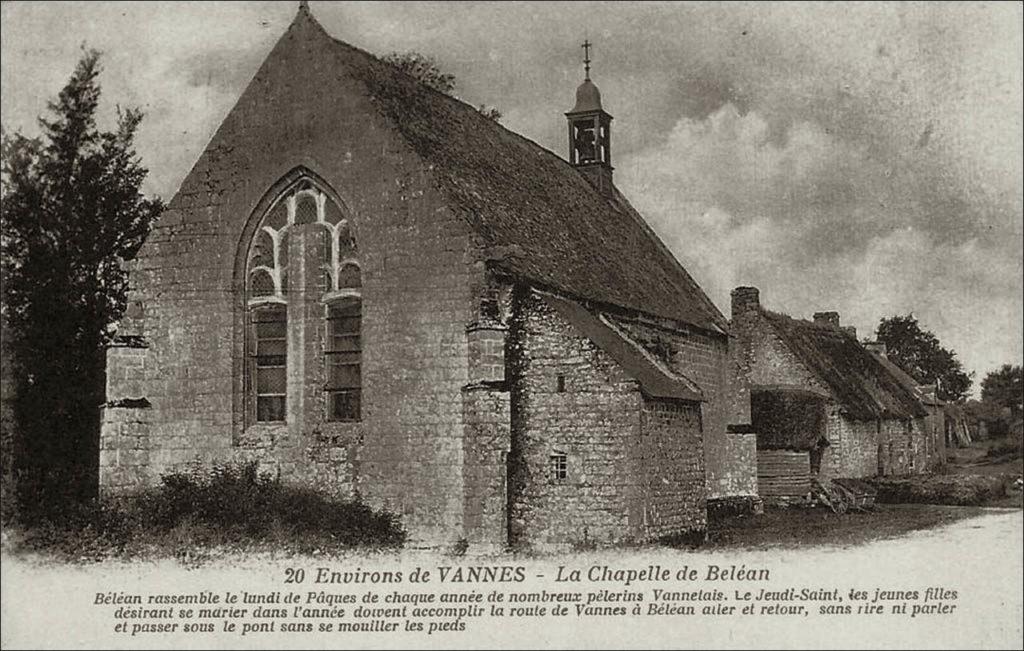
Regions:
[[864, 342, 946, 467], [100, 4, 755, 549], [730, 287, 936, 502]]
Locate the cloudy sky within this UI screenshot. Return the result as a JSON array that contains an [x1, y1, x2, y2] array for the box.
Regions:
[[2, 1, 1021, 391]]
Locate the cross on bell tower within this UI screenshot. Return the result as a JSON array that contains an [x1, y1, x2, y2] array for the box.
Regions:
[[566, 39, 614, 193], [582, 39, 592, 80]]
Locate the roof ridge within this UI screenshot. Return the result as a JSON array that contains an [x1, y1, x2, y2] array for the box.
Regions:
[[763, 308, 848, 333], [269, 12, 728, 333], [321, 32, 577, 173], [761, 307, 926, 420], [536, 289, 704, 402], [597, 311, 704, 394]]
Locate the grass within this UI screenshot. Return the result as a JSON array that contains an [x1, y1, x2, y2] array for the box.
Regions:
[[2, 462, 405, 564], [947, 436, 1023, 473], [5, 438, 1019, 562], [984, 437, 1023, 462]]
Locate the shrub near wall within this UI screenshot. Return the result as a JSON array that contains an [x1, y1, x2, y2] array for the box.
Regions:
[[8, 462, 406, 562]]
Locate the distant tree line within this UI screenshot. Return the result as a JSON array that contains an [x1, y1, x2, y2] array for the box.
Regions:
[[874, 314, 972, 402], [873, 315, 1022, 437], [975, 363, 1023, 437]]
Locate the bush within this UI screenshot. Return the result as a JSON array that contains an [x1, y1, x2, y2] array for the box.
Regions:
[[5, 462, 405, 562], [866, 473, 1008, 506], [985, 438, 1022, 461]]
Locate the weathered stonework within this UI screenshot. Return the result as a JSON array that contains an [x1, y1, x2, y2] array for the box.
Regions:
[[638, 399, 707, 538], [824, 407, 878, 478], [100, 14, 485, 545], [506, 291, 707, 549], [100, 7, 738, 549], [731, 286, 937, 488], [606, 315, 756, 500], [462, 384, 511, 550]]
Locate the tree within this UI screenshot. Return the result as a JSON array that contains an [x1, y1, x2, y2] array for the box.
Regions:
[[873, 314, 972, 402], [383, 51, 502, 121], [962, 398, 1008, 438], [1, 50, 163, 515], [981, 364, 1023, 420]]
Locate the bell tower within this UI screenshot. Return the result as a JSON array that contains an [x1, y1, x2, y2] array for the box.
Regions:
[[566, 40, 613, 194]]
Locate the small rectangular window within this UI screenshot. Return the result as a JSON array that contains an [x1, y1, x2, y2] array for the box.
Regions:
[[550, 452, 568, 481], [556, 374, 566, 393], [252, 306, 287, 422], [326, 299, 361, 421]]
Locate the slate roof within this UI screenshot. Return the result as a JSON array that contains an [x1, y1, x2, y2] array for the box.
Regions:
[[762, 310, 927, 421], [541, 292, 704, 402], [288, 8, 728, 334]]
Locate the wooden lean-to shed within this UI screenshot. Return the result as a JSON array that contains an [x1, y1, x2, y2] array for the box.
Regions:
[[751, 389, 829, 503]]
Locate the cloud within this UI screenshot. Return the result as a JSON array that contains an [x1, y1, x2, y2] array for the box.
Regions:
[[617, 103, 1023, 390], [1, 1, 1020, 389]]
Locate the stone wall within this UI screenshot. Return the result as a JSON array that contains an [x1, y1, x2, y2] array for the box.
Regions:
[[921, 406, 945, 470], [730, 288, 937, 481], [100, 21, 491, 546], [731, 290, 834, 486], [871, 417, 934, 476], [637, 399, 706, 540], [461, 385, 510, 551], [507, 290, 640, 548], [607, 315, 753, 499], [820, 411, 936, 478], [878, 419, 914, 475], [506, 290, 707, 549], [712, 431, 759, 498], [461, 320, 512, 551], [823, 408, 878, 478], [731, 305, 829, 396], [100, 342, 153, 492]]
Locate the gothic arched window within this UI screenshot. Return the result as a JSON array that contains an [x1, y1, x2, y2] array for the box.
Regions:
[[243, 176, 360, 425]]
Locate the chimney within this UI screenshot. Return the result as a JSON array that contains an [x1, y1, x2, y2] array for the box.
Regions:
[[813, 311, 840, 328], [731, 286, 761, 319], [842, 325, 857, 339], [864, 341, 887, 358]]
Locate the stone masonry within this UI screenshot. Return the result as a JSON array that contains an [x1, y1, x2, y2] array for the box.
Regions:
[[607, 314, 757, 502], [100, 7, 740, 549], [731, 286, 935, 479], [101, 13, 488, 545], [506, 289, 707, 548]]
